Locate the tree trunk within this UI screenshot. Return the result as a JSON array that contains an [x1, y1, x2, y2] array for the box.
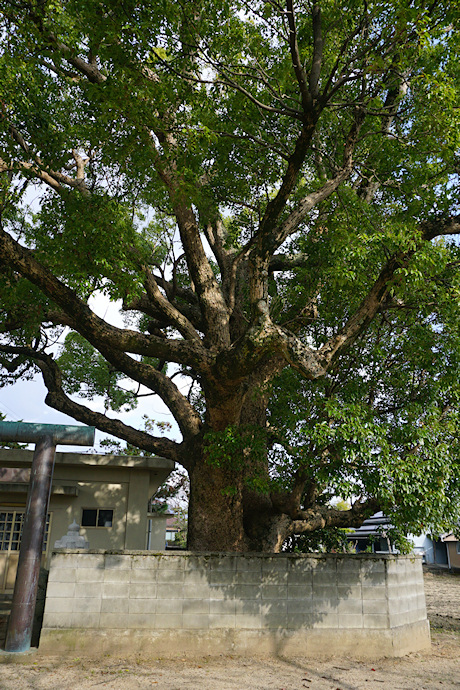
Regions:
[[185, 376, 292, 553], [187, 454, 292, 553], [243, 489, 292, 552], [187, 456, 249, 551]]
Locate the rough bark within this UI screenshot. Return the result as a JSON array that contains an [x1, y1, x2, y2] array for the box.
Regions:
[[187, 439, 248, 551], [0, 0, 458, 554]]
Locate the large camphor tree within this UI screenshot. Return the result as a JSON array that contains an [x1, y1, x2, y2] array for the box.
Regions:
[[0, 0, 459, 552]]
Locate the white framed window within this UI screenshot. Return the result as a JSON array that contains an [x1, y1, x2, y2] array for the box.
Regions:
[[0, 509, 51, 552], [81, 508, 113, 528]]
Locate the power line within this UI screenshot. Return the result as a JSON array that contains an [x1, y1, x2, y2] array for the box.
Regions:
[[0, 400, 22, 421]]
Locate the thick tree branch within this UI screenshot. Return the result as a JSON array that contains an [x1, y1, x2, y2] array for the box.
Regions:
[[289, 498, 380, 533], [123, 292, 205, 334], [26, 5, 107, 85], [0, 225, 213, 372], [270, 108, 365, 251], [271, 467, 310, 517], [86, 345, 203, 440], [54, 42, 106, 84], [0, 157, 62, 194], [318, 252, 412, 368], [203, 218, 233, 281], [142, 132, 231, 349], [256, 122, 317, 249], [1, 124, 91, 196], [318, 214, 460, 369], [0, 339, 201, 444], [172, 202, 231, 349], [308, 4, 323, 100], [142, 266, 201, 342], [154, 274, 200, 308], [242, 110, 364, 318], [1, 345, 181, 462], [421, 215, 460, 240], [286, 0, 312, 111], [218, 302, 325, 381]]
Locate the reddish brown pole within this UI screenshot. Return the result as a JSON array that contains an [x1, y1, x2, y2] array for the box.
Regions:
[[5, 435, 56, 653]]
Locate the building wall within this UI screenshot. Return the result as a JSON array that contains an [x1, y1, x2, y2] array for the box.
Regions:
[[0, 467, 133, 568], [410, 534, 451, 566], [147, 515, 169, 550], [446, 542, 460, 570], [40, 551, 430, 658], [49, 478, 129, 556], [0, 450, 175, 588]]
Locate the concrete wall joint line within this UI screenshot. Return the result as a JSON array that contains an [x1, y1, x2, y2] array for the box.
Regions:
[[41, 551, 430, 658]]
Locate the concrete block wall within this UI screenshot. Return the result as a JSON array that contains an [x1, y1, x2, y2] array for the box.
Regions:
[[40, 551, 430, 658]]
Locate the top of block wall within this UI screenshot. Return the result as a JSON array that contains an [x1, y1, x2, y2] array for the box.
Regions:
[[50, 549, 422, 563]]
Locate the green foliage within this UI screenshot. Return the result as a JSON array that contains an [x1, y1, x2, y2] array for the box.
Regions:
[[0, 0, 459, 549], [26, 193, 148, 301], [57, 332, 138, 412], [0, 412, 27, 449], [284, 528, 355, 555], [204, 424, 269, 494], [269, 242, 460, 543]]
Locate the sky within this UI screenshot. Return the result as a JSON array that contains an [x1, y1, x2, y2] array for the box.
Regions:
[[0, 293, 182, 454], [0, 186, 187, 455], [0, 374, 180, 453]]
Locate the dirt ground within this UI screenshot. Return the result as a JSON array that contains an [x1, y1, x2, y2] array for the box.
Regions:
[[0, 568, 458, 690]]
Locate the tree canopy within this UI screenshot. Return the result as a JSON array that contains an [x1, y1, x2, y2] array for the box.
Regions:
[[0, 0, 459, 551]]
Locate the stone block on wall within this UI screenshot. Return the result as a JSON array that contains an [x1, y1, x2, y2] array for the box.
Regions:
[[41, 551, 430, 659]]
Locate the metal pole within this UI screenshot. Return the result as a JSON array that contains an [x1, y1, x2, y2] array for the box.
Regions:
[[5, 435, 56, 653], [0, 422, 95, 446]]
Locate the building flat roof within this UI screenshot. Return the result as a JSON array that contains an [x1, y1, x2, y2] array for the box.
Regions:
[[0, 448, 175, 472]]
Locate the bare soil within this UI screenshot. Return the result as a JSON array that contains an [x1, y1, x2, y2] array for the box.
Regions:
[[0, 568, 458, 690], [423, 568, 460, 632]]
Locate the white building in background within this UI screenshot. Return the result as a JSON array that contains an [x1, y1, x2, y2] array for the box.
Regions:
[[0, 448, 175, 592]]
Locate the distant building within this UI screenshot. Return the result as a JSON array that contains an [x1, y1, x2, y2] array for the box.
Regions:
[[412, 532, 460, 570], [346, 511, 460, 570], [346, 512, 394, 553], [442, 533, 460, 570]]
